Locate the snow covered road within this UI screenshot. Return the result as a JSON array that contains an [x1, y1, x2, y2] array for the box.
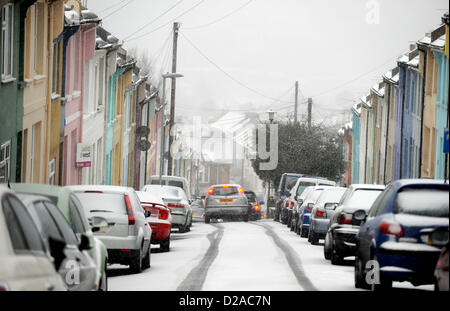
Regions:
[[107, 220, 433, 291]]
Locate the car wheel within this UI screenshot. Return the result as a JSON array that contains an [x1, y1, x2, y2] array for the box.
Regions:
[[371, 255, 392, 291], [243, 214, 249, 222], [142, 243, 151, 269], [324, 233, 331, 260], [160, 236, 170, 252], [130, 247, 143, 273], [354, 255, 370, 289], [301, 226, 308, 238], [205, 215, 211, 224], [99, 260, 108, 291], [309, 230, 319, 245], [331, 241, 342, 265]]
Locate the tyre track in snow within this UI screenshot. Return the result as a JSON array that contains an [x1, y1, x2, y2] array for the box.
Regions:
[[252, 222, 318, 291], [176, 223, 224, 291]]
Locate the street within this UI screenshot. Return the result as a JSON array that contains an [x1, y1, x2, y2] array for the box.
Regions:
[[107, 220, 434, 291]]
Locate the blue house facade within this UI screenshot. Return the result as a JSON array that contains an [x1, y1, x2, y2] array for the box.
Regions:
[[351, 104, 361, 184]]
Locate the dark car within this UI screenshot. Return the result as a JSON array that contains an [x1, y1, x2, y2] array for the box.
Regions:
[[275, 173, 304, 223], [324, 184, 385, 264], [244, 191, 262, 221], [354, 179, 449, 290]]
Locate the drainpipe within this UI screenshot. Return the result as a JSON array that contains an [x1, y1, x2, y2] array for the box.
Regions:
[[418, 48, 427, 178], [365, 109, 369, 184], [399, 66, 406, 179], [383, 83, 391, 185]]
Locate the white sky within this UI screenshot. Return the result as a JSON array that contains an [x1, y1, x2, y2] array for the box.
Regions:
[[87, 0, 448, 124]]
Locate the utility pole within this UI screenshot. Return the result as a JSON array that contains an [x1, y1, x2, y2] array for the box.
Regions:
[[307, 98, 313, 128], [167, 22, 180, 176], [294, 81, 299, 123]]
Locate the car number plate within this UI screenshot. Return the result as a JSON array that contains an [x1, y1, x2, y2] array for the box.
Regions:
[[220, 199, 234, 203]]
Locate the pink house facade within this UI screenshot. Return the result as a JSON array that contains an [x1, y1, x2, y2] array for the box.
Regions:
[[61, 7, 100, 186]]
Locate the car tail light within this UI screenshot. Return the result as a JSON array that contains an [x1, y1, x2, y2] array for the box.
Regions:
[[159, 208, 170, 220], [379, 221, 404, 237], [121, 249, 132, 253], [338, 213, 352, 225], [306, 203, 314, 211], [239, 187, 244, 194], [222, 185, 230, 189], [290, 201, 295, 208], [124, 195, 135, 225], [315, 209, 326, 218], [208, 188, 214, 195], [168, 203, 185, 209], [84, 190, 103, 193], [254, 205, 261, 212], [285, 201, 290, 207]]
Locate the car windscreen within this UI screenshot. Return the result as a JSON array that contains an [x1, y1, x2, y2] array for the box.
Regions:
[[297, 182, 316, 196], [395, 187, 449, 217], [75, 193, 127, 214], [307, 189, 325, 203], [345, 189, 383, 210], [285, 176, 300, 192], [245, 192, 257, 202], [213, 186, 239, 196]]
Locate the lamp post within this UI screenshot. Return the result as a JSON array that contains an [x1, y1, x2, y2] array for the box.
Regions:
[[266, 109, 276, 218], [159, 72, 183, 186]]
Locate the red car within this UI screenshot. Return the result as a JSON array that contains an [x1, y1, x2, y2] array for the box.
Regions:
[[137, 191, 172, 252]]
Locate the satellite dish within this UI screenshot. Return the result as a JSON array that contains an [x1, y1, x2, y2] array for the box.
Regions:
[[136, 140, 151, 151], [136, 126, 150, 137]]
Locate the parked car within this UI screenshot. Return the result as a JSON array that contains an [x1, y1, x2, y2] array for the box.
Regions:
[[308, 187, 347, 245], [275, 173, 304, 223], [245, 190, 262, 220], [204, 184, 249, 223], [190, 197, 205, 222], [288, 177, 337, 230], [325, 184, 385, 264], [142, 185, 192, 232], [292, 186, 315, 235], [68, 185, 152, 273], [297, 186, 335, 238], [0, 185, 66, 291], [17, 193, 97, 291], [354, 179, 449, 290], [10, 183, 108, 290], [144, 175, 191, 201], [136, 191, 172, 252]]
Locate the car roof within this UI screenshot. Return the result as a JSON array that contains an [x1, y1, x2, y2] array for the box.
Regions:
[[10, 183, 72, 220], [348, 184, 386, 190], [391, 179, 449, 187], [149, 175, 188, 182], [136, 191, 165, 206], [210, 184, 242, 188], [68, 185, 134, 194]]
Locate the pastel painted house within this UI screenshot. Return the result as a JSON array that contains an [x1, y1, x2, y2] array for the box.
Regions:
[[61, 5, 100, 186], [351, 103, 361, 184]]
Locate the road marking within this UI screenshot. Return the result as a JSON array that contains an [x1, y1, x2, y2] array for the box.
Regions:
[[176, 224, 224, 291], [252, 222, 318, 291]]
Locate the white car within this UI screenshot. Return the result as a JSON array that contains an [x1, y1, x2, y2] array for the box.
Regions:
[[145, 175, 191, 200], [69, 185, 152, 273], [0, 185, 66, 291], [142, 185, 192, 233]]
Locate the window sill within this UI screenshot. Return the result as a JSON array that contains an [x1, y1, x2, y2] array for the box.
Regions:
[[1, 76, 16, 84]]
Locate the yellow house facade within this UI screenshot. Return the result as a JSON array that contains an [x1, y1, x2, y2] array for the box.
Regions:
[[22, 0, 64, 185]]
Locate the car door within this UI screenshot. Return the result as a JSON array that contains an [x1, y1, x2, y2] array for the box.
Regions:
[[129, 190, 151, 250], [2, 194, 65, 291], [43, 201, 96, 291]]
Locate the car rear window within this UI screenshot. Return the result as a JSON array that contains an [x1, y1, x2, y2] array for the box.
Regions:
[[297, 182, 316, 196], [75, 193, 127, 214], [168, 180, 183, 189], [213, 186, 240, 196], [145, 185, 183, 199], [285, 176, 300, 191], [345, 189, 383, 210], [395, 188, 449, 217], [315, 188, 346, 206]]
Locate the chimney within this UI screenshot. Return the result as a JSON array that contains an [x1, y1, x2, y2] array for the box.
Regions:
[[410, 43, 416, 51]]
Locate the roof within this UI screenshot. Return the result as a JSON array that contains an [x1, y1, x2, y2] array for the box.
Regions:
[[407, 55, 420, 68], [68, 185, 134, 194], [431, 34, 446, 49]]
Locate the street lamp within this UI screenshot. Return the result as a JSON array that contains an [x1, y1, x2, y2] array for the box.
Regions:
[[267, 109, 276, 124], [159, 72, 183, 186]]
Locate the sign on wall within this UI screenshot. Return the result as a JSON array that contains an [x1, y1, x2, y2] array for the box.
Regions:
[[76, 143, 92, 168]]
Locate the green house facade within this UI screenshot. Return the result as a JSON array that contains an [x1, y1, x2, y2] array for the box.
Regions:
[[0, 0, 36, 183]]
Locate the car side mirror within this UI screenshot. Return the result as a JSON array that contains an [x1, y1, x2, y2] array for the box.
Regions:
[[78, 234, 92, 251], [91, 216, 108, 233], [352, 210, 367, 222], [48, 236, 67, 271]]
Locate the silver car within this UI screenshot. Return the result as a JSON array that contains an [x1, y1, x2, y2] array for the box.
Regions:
[[17, 193, 97, 291], [308, 187, 347, 245], [204, 184, 249, 223], [69, 186, 152, 273], [190, 198, 205, 222], [142, 185, 192, 233]]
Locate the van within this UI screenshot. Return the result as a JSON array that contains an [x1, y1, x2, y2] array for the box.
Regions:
[[145, 175, 191, 200]]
